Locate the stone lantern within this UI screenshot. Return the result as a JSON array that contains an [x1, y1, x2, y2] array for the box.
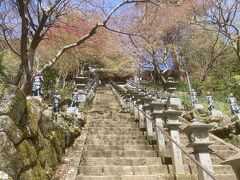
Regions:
[[183, 120, 214, 180], [150, 100, 166, 155], [163, 107, 184, 174], [166, 81, 182, 109]]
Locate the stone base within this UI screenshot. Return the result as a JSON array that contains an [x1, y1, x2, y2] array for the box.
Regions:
[[67, 107, 79, 114], [194, 104, 204, 110], [211, 109, 223, 117]]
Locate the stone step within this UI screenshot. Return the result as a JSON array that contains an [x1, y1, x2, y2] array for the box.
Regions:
[[77, 165, 185, 176], [80, 157, 163, 166], [210, 150, 237, 159], [90, 121, 135, 125], [84, 145, 155, 151], [86, 139, 148, 145], [209, 145, 233, 151], [90, 119, 133, 122], [87, 135, 146, 140], [89, 127, 139, 131], [90, 124, 137, 127], [87, 131, 143, 136], [78, 165, 234, 176], [183, 155, 225, 165], [82, 150, 158, 157], [76, 174, 197, 180]]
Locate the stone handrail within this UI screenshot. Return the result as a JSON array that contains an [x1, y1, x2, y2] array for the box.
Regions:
[[109, 81, 217, 180]]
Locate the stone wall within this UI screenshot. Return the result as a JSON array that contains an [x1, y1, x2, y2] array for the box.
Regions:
[[0, 84, 85, 180]]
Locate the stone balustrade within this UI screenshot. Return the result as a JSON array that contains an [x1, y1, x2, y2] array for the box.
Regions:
[[109, 80, 240, 180]]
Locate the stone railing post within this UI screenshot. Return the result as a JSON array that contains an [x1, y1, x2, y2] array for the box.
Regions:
[[221, 153, 240, 179], [128, 89, 138, 115], [150, 100, 167, 156], [142, 96, 154, 138], [134, 92, 145, 121], [183, 120, 214, 180], [164, 108, 184, 174], [121, 93, 130, 110], [135, 93, 146, 129]]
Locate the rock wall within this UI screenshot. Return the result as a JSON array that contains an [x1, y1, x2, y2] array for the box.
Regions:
[[0, 84, 85, 180], [211, 120, 240, 148]]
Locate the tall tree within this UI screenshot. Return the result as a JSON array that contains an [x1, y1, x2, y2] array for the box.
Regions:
[[0, 0, 157, 94]]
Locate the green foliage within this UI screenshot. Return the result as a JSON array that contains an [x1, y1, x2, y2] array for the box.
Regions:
[[0, 52, 7, 83], [144, 82, 164, 91], [43, 68, 59, 92], [176, 81, 188, 92]]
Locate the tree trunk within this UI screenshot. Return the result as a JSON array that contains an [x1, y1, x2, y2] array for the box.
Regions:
[[152, 56, 166, 85], [13, 63, 24, 86], [171, 43, 185, 81]]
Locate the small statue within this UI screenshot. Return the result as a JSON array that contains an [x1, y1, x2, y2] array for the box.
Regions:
[[71, 88, 79, 107], [52, 90, 61, 113], [206, 92, 214, 111], [228, 93, 240, 114], [191, 89, 198, 105], [32, 72, 44, 96]]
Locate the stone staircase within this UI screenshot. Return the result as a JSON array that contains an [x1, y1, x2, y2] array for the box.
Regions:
[[74, 86, 238, 180]]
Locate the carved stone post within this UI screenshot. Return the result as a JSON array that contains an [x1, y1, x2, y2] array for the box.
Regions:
[[135, 94, 145, 129], [183, 120, 214, 180], [134, 92, 145, 121], [142, 96, 154, 138], [122, 93, 130, 110], [164, 108, 184, 174], [221, 153, 240, 179], [128, 89, 138, 115], [166, 81, 182, 109], [150, 100, 166, 156]]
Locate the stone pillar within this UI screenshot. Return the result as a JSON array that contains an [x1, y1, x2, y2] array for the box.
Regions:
[[166, 81, 182, 109], [164, 108, 184, 174], [135, 95, 145, 129], [134, 93, 145, 121], [128, 89, 138, 114], [150, 101, 166, 156], [183, 120, 214, 180], [122, 93, 130, 110], [142, 96, 154, 138], [221, 153, 240, 179]]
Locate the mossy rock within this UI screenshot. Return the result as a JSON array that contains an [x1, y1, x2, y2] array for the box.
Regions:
[[17, 140, 38, 170], [0, 84, 26, 125], [25, 99, 42, 136], [47, 130, 65, 159], [0, 115, 24, 144], [19, 163, 48, 180], [39, 111, 55, 138], [38, 139, 58, 178], [32, 128, 45, 152], [0, 132, 22, 179]]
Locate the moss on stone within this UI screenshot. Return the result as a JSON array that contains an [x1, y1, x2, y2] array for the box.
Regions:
[[26, 99, 42, 136], [0, 132, 21, 179], [19, 163, 48, 180], [0, 115, 24, 144], [17, 140, 38, 170]]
